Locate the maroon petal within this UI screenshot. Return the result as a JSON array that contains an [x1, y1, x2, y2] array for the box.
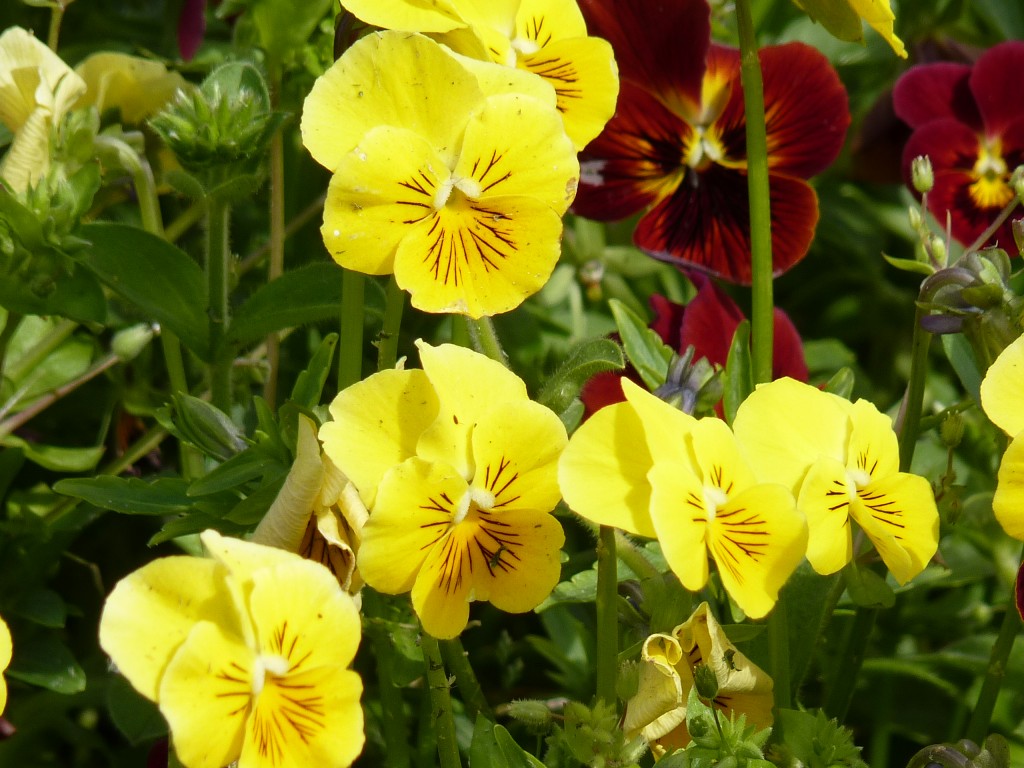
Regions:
[[901, 118, 979, 180], [969, 41, 1024, 138], [579, 0, 710, 119], [580, 369, 643, 418], [573, 81, 690, 221], [679, 274, 745, 367], [773, 306, 808, 382], [633, 165, 819, 284], [893, 62, 979, 130], [177, 0, 207, 61]]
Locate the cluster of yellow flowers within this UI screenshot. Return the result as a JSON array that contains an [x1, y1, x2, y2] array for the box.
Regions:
[[299, 0, 618, 318]]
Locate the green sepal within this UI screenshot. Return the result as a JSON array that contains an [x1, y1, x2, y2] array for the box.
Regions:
[[844, 562, 896, 608], [883, 252, 936, 276], [537, 336, 624, 416]]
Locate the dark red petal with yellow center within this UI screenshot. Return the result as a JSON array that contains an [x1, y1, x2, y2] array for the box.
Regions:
[[574, 81, 690, 221], [633, 164, 819, 284], [715, 42, 849, 178], [892, 62, 979, 131], [970, 41, 1024, 137], [578, 0, 710, 120]]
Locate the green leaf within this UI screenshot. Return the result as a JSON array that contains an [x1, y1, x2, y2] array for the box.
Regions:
[[844, 564, 896, 609], [0, 436, 104, 472], [10, 587, 67, 628], [494, 724, 546, 768], [290, 333, 338, 408], [77, 222, 210, 359], [223, 471, 287, 525], [7, 632, 86, 694], [723, 320, 752, 425], [53, 476, 193, 516], [794, 0, 864, 43], [106, 674, 167, 745], [824, 367, 855, 399], [246, 0, 333, 66], [942, 333, 983, 407], [188, 449, 285, 497], [149, 512, 230, 546], [882, 253, 936, 276], [537, 337, 624, 414], [228, 263, 344, 347], [609, 298, 672, 390]]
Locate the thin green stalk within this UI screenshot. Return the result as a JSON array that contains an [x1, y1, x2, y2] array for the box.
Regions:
[[6, 318, 77, 383], [164, 201, 204, 244], [47, 5, 64, 50], [897, 304, 932, 472], [440, 637, 494, 721], [377, 276, 405, 372], [595, 525, 619, 705], [206, 196, 232, 411], [965, 542, 1024, 744], [421, 632, 463, 768], [824, 605, 878, 721], [768, 600, 792, 710], [263, 74, 286, 407], [339, 270, 366, 389], [735, 0, 774, 386], [467, 316, 508, 366], [0, 312, 25, 385]]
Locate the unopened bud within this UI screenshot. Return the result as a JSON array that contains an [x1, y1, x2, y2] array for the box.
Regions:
[[912, 155, 934, 194], [939, 412, 965, 448], [112, 323, 156, 361], [506, 699, 554, 728], [929, 235, 946, 267], [908, 206, 922, 232], [693, 663, 720, 701], [1012, 166, 1024, 201], [1013, 218, 1024, 257]]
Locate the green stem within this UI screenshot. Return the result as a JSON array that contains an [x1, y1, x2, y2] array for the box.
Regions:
[[467, 316, 508, 366], [6, 318, 77, 383], [238, 193, 326, 276], [824, 605, 878, 721], [338, 270, 366, 389], [768, 599, 792, 711], [47, 5, 64, 51], [377, 276, 405, 372], [421, 633, 463, 768], [965, 542, 1024, 744], [897, 304, 932, 472], [164, 201, 204, 244], [0, 312, 25, 386], [263, 75, 286, 408], [612, 530, 660, 582], [206, 196, 232, 411], [735, 0, 774, 386], [440, 637, 494, 721], [595, 525, 619, 705]]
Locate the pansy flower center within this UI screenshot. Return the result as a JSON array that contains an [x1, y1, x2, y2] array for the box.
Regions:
[[970, 139, 1014, 209], [683, 125, 725, 171], [702, 484, 729, 521], [252, 653, 290, 695]]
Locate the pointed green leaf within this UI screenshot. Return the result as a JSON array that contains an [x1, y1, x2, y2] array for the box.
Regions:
[[609, 298, 672, 390], [53, 476, 193, 515], [290, 333, 338, 408], [794, 0, 864, 43], [537, 337, 624, 414], [7, 632, 86, 693], [723, 320, 752, 425]]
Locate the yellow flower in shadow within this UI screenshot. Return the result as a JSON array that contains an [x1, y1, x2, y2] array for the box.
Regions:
[[0, 615, 10, 716], [320, 341, 566, 639], [981, 334, 1024, 540], [733, 377, 939, 583], [99, 530, 364, 768], [624, 602, 773, 753]]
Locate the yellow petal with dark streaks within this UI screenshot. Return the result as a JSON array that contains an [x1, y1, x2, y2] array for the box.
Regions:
[[648, 461, 711, 593], [844, 398, 899, 482], [473, 507, 564, 613], [795, 456, 855, 575]]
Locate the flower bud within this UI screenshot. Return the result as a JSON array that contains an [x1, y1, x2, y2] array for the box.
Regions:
[[111, 323, 156, 361], [929, 236, 946, 268], [912, 155, 934, 194], [1012, 165, 1024, 201], [692, 663, 720, 701], [1013, 218, 1024, 257], [908, 206, 922, 232], [506, 699, 554, 728], [939, 412, 965, 449]]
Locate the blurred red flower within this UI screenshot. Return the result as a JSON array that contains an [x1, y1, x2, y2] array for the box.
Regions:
[[572, 0, 849, 284], [894, 41, 1024, 250]]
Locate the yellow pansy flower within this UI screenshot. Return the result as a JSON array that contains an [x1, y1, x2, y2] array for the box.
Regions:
[[338, 0, 618, 150], [99, 529, 364, 768], [624, 603, 773, 752], [848, 0, 906, 58], [74, 52, 185, 124], [0, 26, 86, 192], [320, 341, 567, 639], [559, 379, 807, 619], [733, 377, 939, 583], [0, 615, 10, 716], [980, 334, 1024, 540], [302, 32, 578, 318]]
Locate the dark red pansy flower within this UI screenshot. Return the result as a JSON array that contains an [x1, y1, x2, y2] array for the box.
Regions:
[[894, 41, 1024, 250], [580, 274, 808, 416], [177, 0, 207, 61], [573, 0, 850, 285]]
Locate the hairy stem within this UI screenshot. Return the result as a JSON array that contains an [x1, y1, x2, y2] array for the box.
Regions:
[[468, 316, 508, 367], [206, 196, 232, 411], [595, 525, 619, 705], [440, 637, 494, 721], [421, 633, 463, 768], [377, 276, 405, 372]]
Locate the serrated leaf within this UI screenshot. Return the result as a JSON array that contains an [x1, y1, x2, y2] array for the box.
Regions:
[[7, 632, 86, 693], [53, 476, 193, 515], [723, 320, 752, 425], [537, 337, 624, 414], [77, 222, 210, 359], [609, 299, 671, 390], [228, 263, 344, 347]]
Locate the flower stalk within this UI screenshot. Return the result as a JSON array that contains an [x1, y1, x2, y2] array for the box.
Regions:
[[595, 524, 619, 705], [377, 276, 405, 372], [440, 637, 494, 721], [421, 632, 463, 768], [468, 316, 509, 367], [206, 195, 232, 411]]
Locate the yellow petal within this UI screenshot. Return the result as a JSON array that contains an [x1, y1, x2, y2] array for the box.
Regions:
[[621, 378, 698, 469], [0, 27, 84, 130], [994, 435, 1024, 540], [675, 603, 772, 696], [449, 48, 557, 106], [339, 0, 465, 32], [852, 473, 939, 584], [981, 334, 1024, 437], [0, 106, 51, 192], [0, 616, 10, 716], [471, 399, 567, 514], [159, 622, 251, 768], [845, 398, 899, 482], [200, 529, 299, 591], [689, 417, 758, 493], [847, 0, 907, 58], [358, 457, 467, 595], [519, 36, 618, 150], [454, 93, 578, 214], [321, 125, 450, 277], [252, 415, 325, 550], [394, 192, 565, 317], [321, 368, 439, 508], [411, 525, 474, 639], [301, 31, 481, 172], [796, 456, 855, 575], [239, 665, 364, 768], [99, 556, 236, 701], [417, 341, 527, 427], [733, 378, 851, 492], [624, 633, 684, 738], [706, 485, 806, 619], [558, 400, 658, 537], [75, 52, 185, 123], [648, 462, 710, 592]]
